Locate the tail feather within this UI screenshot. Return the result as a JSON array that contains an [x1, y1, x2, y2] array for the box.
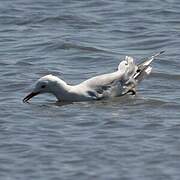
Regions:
[[121, 51, 164, 96], [134, 51, 164, 82]]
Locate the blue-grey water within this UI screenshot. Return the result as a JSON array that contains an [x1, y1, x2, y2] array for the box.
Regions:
[[0, 0, 180, 179]]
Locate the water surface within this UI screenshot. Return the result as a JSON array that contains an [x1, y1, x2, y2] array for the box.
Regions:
[[0, 0, 180, 179]]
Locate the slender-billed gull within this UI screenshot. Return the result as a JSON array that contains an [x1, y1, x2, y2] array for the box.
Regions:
[[23, 51, 164, 103]]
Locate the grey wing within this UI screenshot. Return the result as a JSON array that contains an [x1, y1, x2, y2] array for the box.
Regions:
[[81, 60, 137, 98], [82, 71, 123, 89], [76, 71, 125, 100]]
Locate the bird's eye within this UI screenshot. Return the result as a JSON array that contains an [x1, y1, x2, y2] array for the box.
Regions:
[[125, 62, 128, 66], [41, 85, 46, 88]]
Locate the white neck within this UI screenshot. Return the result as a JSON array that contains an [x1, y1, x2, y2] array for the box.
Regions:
[[50, 78, 73, 101], [49, 77, 90, 102]]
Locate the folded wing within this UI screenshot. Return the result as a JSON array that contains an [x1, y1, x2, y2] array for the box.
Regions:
[[77, 51, 164, 99]]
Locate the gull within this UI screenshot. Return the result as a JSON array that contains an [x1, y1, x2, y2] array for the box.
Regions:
[[23, 51, 164, 103]]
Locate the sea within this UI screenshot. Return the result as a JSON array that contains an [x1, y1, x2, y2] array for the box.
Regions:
[[0, 0, 180, 179]]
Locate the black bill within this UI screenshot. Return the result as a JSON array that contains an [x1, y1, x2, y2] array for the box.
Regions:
[[23, 92, 39, 103]]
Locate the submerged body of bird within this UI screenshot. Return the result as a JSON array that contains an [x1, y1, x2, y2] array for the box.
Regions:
[[23, 51, 164, 103]]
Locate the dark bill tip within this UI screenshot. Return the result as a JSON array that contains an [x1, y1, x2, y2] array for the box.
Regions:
[[23, 92, 39, 103]]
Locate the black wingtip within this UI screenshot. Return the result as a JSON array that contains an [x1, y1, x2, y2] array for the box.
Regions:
[[160, 50, 165, 54], [153, 50, 165, 58]]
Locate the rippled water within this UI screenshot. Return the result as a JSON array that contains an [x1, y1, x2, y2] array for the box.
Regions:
[[0, 0, 180, 179]]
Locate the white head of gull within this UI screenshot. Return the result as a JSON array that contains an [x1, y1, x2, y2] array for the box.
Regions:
[[23, 51, 164, 103]]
